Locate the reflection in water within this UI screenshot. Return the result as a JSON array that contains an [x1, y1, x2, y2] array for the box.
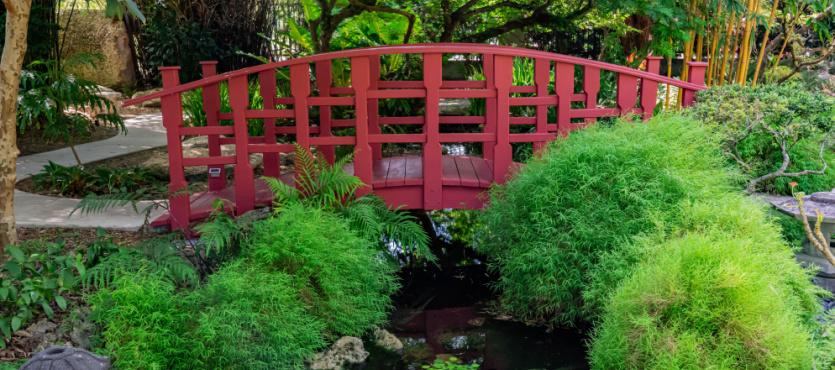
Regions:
[[359, 210, 590, 369]]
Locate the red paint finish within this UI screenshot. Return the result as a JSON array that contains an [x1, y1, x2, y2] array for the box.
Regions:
[[126, 44, 708, 230]]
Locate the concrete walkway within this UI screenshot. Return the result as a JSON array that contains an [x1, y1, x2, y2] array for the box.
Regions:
[[14, 113, 170, 230]]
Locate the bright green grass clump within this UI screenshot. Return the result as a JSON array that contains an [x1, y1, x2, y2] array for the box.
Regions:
[[244, 204, 400, 337], [589, 230, 819, 369], [90, 204, 399, 369], [480, 114, 737, 325]]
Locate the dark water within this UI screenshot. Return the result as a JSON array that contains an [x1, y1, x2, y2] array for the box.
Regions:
[[357, 210, 590, 370]]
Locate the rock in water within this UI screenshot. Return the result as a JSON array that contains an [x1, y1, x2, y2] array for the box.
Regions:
[[372, 327, 404, 352], [309, 336, 369, 370], [19, 347, 110, 370]]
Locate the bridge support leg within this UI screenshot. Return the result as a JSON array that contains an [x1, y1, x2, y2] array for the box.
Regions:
[[159, 67, 191, 231], [423, 53, 444, 208], [351, 57, 374, 196], [492, 55, 513, 185]]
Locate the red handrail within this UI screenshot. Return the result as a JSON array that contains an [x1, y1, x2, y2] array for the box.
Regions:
[[124, 43, 707, 107], [143, 43, 708, 231]]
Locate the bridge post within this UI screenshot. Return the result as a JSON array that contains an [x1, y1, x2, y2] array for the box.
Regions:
[[640, 57, 663, 120], [351, 57, 374, 197], [554, 62, 574, 136], [493, 55, 513, 184], [583, 66, 600, 125], [617, 73, 639, 118], [315, 61, 336, 164], [259, 69, 281, 179], [159, 67, 191, 230], [482, 54, 496, 161], [199, 62, 226, 192], [682, 62, 709, 107], [424, 53, 444, 208], [534, 58, 550, 154], [368, 57, 383, 161], [229, 75, 255, 216]]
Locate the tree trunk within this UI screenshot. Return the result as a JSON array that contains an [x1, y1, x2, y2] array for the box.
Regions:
[[0, 0, 32, 249]]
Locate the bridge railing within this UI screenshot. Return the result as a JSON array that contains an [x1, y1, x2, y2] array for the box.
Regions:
[[125, 44, 708, 230]]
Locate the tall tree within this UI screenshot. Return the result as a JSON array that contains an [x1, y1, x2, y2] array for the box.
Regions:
[[0, 0, 31, 248]]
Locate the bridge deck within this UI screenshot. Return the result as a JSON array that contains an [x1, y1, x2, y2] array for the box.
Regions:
[[151, 155, 501, 228]]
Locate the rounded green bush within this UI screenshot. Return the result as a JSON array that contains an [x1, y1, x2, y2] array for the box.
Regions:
[[245, 204, 400, 337], [479, 115, 736, 325], [589, 227, 820, 369], [187, 261, 328, 369]]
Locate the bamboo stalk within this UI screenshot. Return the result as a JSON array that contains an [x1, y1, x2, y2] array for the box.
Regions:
[[665, 39, 673, 109], [752, 0, 780, 86], [707, 1, 725, 86], [735, 0, 755, 84], [740, 0, 763, 86], [720, 10, 737, 85]]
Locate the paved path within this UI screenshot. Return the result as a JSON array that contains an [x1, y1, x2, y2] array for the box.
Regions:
[[14, 113, 170, 230]]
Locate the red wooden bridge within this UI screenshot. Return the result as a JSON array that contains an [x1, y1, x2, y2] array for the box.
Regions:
[[124, 44, 708, 230]]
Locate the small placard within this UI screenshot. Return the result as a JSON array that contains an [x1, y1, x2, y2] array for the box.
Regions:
[[208, 168, 222, 177]]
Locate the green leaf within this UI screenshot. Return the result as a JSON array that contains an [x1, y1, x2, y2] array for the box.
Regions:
[[0, 319, 10, 339], [6, 246, 25, 263], [41, 302, 54, 320], [3, 262, 21, 279], [123, 0, 146, 22], [11, 317, 22, 332], [55, 296, 67, 311], [0, 288, 8, 301], [75, 261, 86, 277]]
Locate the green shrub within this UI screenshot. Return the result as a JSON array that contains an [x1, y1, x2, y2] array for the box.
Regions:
[[246, 204, 400, 337], [690, 83, 835, 194], [479, 114, 735, 325], [185, 261, 328, 369], [588, 229, 821, 369], [88, 270, 190, 369]]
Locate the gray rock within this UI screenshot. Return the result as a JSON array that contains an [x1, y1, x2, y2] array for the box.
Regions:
[[131, 88, 164, 108], [309, 336, 369, 370], [25, 320, 57, 338], [372, 327, 403, 352], [19, 346, 110, 370], [439, 99, 472, 116], [69, 308, 96, 350]]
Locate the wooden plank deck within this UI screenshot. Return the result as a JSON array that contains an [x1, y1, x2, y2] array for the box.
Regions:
[[151, 155, 498, 227]]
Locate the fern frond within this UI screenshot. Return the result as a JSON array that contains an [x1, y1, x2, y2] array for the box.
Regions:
[[71, 192, 147, 217], [83, 238, 196, 289]]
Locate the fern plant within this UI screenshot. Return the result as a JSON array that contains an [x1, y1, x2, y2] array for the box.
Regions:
[[82, 236, 197, 290], [263, 144, 434, 262]]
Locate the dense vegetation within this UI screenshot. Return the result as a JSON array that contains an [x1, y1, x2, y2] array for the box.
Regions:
[[89, 204, 401, 369], [480, 114, 834, 368]]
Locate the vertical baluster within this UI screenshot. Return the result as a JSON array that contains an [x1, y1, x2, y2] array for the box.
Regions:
[[682, 62, 708, 107], [259, 69, 280, 178], [315, 61, 335, 164], [554, 62, 574, 136], [493, 55, 513, 184], [290, 64, 311, 152], [482, 53, 496, 160], [640, 57, 662, 120], [534, 58, 550, 154], [617, 73, 639, 118], [424, 53, 443, 208], [352, 57, 373, 197], [368, 57, 382, 161], [199, 61, 225, 192], [160, 67, 190, 230], [229, 75, 255, 216], [583, 66, 600, 125]]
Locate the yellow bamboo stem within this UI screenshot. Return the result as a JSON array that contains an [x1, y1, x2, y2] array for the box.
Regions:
[[707, 1, 725, 86], [740, 0, 763, 86], [752, 0, 780, 86], [720, 11, 737, 85], [665, 39, 673, 109]]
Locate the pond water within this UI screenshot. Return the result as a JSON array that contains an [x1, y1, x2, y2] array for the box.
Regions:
[[358, 210, 590, 370]]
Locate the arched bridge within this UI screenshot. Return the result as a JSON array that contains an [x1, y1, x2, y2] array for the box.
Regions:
[[124, 44, 708, 230]]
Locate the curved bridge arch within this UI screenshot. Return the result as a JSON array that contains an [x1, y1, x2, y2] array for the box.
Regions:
[[125, 43, 708, 230]]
